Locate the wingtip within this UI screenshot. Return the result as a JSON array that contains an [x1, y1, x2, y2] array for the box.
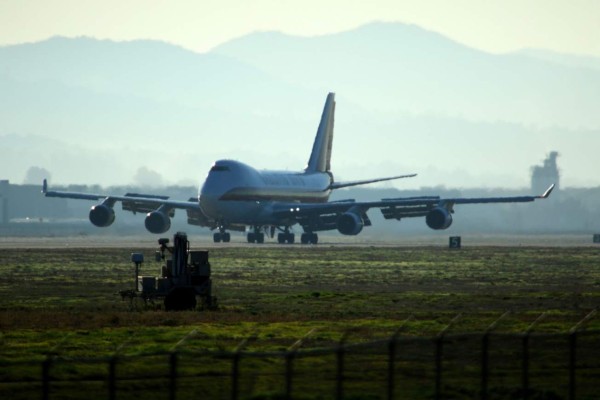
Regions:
[[540, 183, 555, 199]]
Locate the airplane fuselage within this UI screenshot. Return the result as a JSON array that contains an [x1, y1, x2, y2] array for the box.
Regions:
[[199, 159, 332, 225]]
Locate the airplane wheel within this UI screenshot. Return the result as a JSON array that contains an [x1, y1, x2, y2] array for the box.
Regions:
[[247, 233, 255, 243], [279, 232, 295, 244], [256, 233, 265, 243], [301, 233, 318, 244], [213, 233, 222, 243], [223, 232, 231, 242]]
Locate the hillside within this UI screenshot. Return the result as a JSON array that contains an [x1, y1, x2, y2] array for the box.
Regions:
[[214, 22, 600, 129], [1, 23, 598, 188]]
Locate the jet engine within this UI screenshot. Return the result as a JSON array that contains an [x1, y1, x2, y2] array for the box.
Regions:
[[337, 212, 364, 235], [89, 204, 115, 227], [145, 210, 171, 234], [425, 207, 453, 230]]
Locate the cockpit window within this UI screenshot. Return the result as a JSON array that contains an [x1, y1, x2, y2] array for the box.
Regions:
[[210, 165, 230, 172]]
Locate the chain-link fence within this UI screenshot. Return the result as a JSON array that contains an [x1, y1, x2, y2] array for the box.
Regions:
[[2, 326, 599, 400]]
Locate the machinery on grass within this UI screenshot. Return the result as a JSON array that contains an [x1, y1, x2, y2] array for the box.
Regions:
[[120, 232, 216, 311]]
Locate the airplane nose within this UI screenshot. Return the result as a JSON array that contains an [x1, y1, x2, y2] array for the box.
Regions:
[[199, 192, 218, 217]]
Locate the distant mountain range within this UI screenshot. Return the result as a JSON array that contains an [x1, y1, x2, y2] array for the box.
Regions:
[[1, 22, 598, 188], [515, 48, 600, 71], [212, 23, 600, 128]]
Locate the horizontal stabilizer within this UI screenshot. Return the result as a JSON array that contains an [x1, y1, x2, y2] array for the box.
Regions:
[[330, 174, 417, 190]]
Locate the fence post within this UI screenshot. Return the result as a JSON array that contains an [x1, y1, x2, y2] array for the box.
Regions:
[[521, 333, 529, 400], [285, 352, 294, 400], [434, 314, 462, 400], [167, 328, 200, 400], [336, 342, 345, 400], [42, 356, 52, 400], [231, 333, 257, 400], [387, 316, 413, 400], [335, 331, 353, 400], [229, 351, 238, 400], [285, 328, 317, 400], [568, 309, 597, 400], [481, 311, 510, 400], [108, 331, 140, 400], [481, 333, 489, 400], [42, 335, 73, 400], [109, 356, 117, 400], [434, 335, 442, 400], [522, 312, 546, 400], [387, 337, 396, 400], [568, 332, 576, 400], [169, 352, 178, 400]]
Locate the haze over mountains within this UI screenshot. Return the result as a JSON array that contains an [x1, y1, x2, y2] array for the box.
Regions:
[[1, 22, 598, 188]]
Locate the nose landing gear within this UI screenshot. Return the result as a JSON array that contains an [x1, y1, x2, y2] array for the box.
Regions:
[[213, 231, 231, 243], [213, 224, 230, 243]]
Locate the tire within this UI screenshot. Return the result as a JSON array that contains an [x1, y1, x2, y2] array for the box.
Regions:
[[301, 233, 309, 244], [278, 233, 286, 244], [287, 233, 295, 244], [256, 233, 265, 243], [213, 232, 222, 243], [223, 232, 231, 242], [247, 233, 255, 243], [301, 233, 318, 244]]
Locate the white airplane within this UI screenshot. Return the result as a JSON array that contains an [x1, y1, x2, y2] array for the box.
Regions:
[[43, 93, 554, 244]]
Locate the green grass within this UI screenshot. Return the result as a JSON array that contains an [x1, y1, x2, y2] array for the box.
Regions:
[[2, 245, 599, 338], [0, 245, 599, 399]]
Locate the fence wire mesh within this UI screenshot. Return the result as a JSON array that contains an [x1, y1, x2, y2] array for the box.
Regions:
[[1, 329, 599, 400]]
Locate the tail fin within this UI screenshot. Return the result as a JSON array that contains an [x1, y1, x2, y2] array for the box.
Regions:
[[305, 92, 335, 173]]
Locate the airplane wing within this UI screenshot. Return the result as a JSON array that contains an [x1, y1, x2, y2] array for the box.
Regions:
[[42, 179, 213, 233], [272, 184, 555, 233]]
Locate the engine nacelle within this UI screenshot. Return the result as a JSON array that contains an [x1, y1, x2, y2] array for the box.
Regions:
[[145, 211, 171, 234], [425, 207, 453, 230], [89, 204, 115, 227], [337, 212, 364, 235]]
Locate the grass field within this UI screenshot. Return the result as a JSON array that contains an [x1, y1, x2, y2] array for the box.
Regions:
[[0, 240, 599, 399]]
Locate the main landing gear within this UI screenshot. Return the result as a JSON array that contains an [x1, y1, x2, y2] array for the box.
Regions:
[[241, 226, 319, 245], [276, 228, 317, 244], [213, 232, 230, 242], [300, 232, 318, 244], [247, 226, 265, 243], [277, 227, 295, 244], [213, 226, 231, 243]]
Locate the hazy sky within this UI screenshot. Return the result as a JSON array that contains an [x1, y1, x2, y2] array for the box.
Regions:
[[1, 0, 599, 56]]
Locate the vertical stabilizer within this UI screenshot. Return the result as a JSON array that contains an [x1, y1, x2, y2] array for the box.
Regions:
[[305, 92, 335, 173]]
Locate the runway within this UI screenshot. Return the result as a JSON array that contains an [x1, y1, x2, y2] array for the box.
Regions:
[[0, 232, 595, 249]]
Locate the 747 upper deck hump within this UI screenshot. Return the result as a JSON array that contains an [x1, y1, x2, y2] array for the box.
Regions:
[[43, 93, 554, 244]]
